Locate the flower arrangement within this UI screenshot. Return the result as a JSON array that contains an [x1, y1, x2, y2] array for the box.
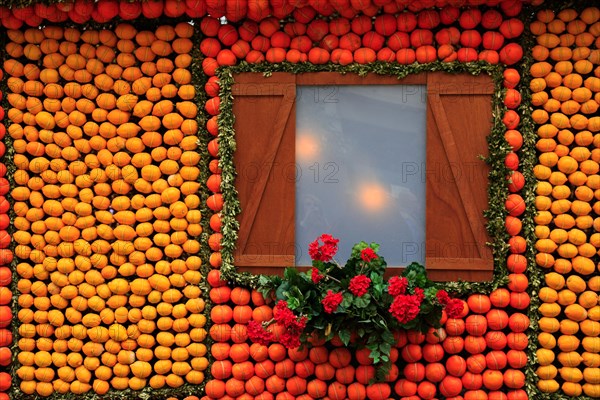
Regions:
[[252, 234, 464, 379]]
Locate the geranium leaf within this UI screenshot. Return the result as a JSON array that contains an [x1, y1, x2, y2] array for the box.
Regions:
[[341, 293, 353, 308], [354, 295, 370, 308], [371, 273, 383, 285], [287, 296, 300, 309], [338, 329, 351, 346], [403, 319, 417, 330], [367, 342, 381, 363], [351, 241, 369, 259], [283, 267, 299, 281], [275, 282, 290, 301], [420, 302, 433, 314], [425, 286, 439, 299]]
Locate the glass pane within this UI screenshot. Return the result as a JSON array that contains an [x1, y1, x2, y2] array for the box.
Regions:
[[295, 85, 427, 266]]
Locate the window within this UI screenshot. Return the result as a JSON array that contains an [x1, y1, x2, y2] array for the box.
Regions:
[[295, 85, 427, 266], [231, 72, 494, 281]]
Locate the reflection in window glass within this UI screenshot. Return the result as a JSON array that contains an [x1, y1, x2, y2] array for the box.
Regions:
[[295, 85, 427, 266]]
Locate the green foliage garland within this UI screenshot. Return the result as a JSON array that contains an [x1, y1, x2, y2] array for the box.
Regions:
[[519, 5, 544, 399]]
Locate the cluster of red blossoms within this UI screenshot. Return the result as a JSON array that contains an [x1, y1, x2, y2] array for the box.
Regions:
[[273, 301, 308, 348], [321, 290, 344, 313], [388, 276, 409, 296], [436, 289, 464, 318], [348, 275, 371, 297], [311, 267, 324, 284], [247, 319, 273, 346], [308, 234, 339, 262], [247, 300, 308, 349], [360, 247, 378, 262], [437, 289, 451, 304], [444, 297, 465, 318], [389, 294, 422, 324], [387, 277, 464, 325], [308, 234, 466, 331]]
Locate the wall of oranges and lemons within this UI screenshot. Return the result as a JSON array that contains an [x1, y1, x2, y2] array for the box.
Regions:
[[0, 0, 597, 399], [3, 19, 208, 399], [531, 5, 600, 399]]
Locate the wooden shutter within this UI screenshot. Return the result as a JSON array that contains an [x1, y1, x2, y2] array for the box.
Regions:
[[425, 72, 494, 281], [232, 73, 296, 267]]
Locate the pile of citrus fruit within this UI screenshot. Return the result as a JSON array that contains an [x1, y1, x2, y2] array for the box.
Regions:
[[531, 6, 600, 398], [5, 22, 207, 396]]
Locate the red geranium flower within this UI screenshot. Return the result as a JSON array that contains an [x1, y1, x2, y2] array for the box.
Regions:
[[436, 290, 450, 305], [389, 294, 421, 324], [349, 275, 371, 297], [388, 276, 408, 296], [311, 267, 324, 284], [280, 329, 302, 349], [360, 248, 378, 262], [247, 320, 273, 346], [445, 298, 464, 319], [278, 315, 307, 349], [308, 234, 339, 262], [274, 300, 297, 327], [414, 287, 424, 301], [322, 290, 343, 313]]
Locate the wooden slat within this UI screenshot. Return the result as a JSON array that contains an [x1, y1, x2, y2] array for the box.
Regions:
[[425, 269, 492, 282], [234, 72, 296, 84], [232, 81, 295, 97], [426, 257, 493, 271], [238, 266, 494, 282], [428, 72, 495, 95], [297, 72, 426, 86], [236, 255, 295, 267]]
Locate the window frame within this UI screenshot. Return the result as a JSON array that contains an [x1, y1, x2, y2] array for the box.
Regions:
[[225, 70, 497, 282]]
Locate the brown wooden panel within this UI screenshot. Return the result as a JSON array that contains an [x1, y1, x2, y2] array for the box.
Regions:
[[238, 266, 492, 282], [427, 72, 495, 94], [232, 74, 296, 267], [232, 73, 296, 98], [426, 269, 492, 282], [234, 72, 295, 85], [296, 72, 426, 86], [425, 73, 493, 276]]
